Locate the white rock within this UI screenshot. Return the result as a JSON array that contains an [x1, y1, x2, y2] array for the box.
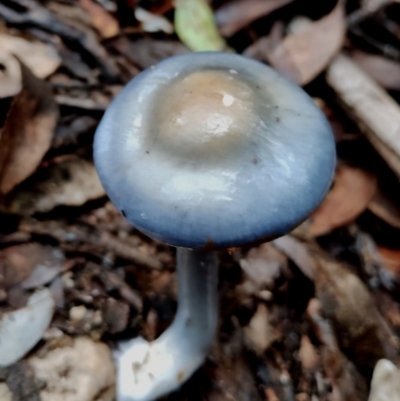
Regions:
[[368, 359, 400, 401], [29, 337, 115, 401], [69, 305, 88, 322], [0, 383, 12, 401], [0, 289, 55, 367]]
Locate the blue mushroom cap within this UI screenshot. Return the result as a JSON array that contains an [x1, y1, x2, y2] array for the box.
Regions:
[[94, 52, 336, 249]]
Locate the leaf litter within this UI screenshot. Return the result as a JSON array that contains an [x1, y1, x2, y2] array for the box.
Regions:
[[0, 0, 400, 400]]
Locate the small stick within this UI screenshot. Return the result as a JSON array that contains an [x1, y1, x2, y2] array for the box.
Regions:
[[326, 54, 400, 177]]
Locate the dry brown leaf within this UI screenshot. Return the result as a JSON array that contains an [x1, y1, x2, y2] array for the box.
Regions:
[[215, 0, 293, 37], [243, 304, 279, 355], [0, 63, 58, 195], [298, 335, 319, 371], [315, 256, 399, 371], [0, 33, 61, 79], [266, 1, 345, 85], [0, 51, 22, 98], [368, 189, 400, 229], [0, 243, 64, 290], [352, 51, 400, 90], [79, 0, 119, 38], [3, 157, 105, 215], [309, 165, 377, 237]]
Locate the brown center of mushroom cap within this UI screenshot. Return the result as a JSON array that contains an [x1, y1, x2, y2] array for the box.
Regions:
[[150, 69, 257, 159]]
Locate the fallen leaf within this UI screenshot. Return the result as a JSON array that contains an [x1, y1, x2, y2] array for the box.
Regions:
[[273, 235, 316, 280], [215, 0, 293, 37], [3, 157, 105, 215], [79, 0, 119, 38], [352, 51, 400, 90], [44, 1, 119, 80], [0, 289, 55, 367], [0, 33, 61, 79], [309, 166, 377, 237], [315, 255, 399, 373], [53, 115, 98, 149], [102, 297, 130, 334], [298, 335, 319, 371], [238, 243, 287, 296], [0, 63, 58, 195], [368, 359, 400, 401], [135, 7, 174, 34], [266, 1, 345, 85], [368, 188, 400, 229], [0, 51, 22, 98], [113, 37, 188, 70], [55, 94, 110, 111], [174, 0, 226, 51], [243, 21, 285, 61], [29, 337, 115, 401], [0, 243, 63, 290], [21, 254, 64, 289], [244, 303, 279, 355], [307, 298, 369, 400]]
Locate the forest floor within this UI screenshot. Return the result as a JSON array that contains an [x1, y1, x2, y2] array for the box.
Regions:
[[1, 0, 400, 400]]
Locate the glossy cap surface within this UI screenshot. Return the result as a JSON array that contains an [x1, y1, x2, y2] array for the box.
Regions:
[[94, 52, 335, 248]]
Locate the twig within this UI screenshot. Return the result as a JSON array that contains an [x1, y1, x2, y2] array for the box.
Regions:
[[327, 54, 400, 178]]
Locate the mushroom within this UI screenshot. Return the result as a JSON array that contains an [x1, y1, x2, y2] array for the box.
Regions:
[[94, 52, 336, 401]]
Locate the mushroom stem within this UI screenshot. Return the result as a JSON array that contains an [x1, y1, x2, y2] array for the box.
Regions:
[[117, 248, 219, 401]]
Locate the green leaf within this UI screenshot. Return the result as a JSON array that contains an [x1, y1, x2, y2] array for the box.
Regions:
[[174, 0, 226, 52]]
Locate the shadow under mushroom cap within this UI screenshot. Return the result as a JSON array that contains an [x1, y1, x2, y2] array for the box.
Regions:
[[94, 52, 336, 249]]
